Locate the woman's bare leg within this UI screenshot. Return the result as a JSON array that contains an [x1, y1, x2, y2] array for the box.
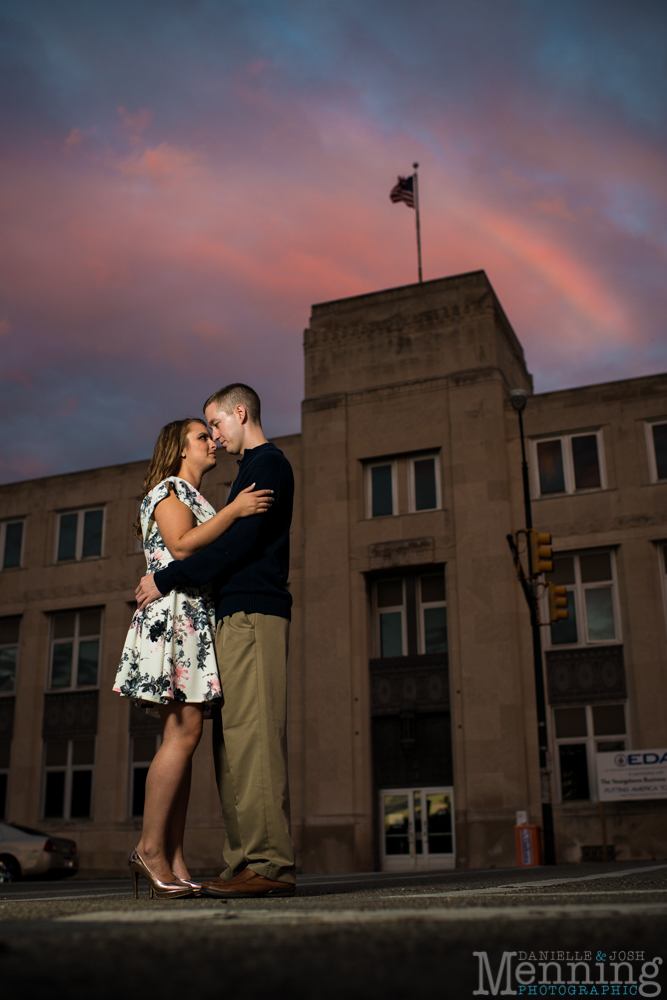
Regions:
[[167, 760, 194, 880], [137, 703, 203, 883]]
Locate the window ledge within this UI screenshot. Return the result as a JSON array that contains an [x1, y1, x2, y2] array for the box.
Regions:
[[47, 687, 100, 694], [40, 817, 94, 825], [363, 509, 446, 522], [53, 556, 108, 566], [369, 652, 448, 670], [553, 800, 600, 812], [534, 487, 614, 501], [546, 642, 621, 651]]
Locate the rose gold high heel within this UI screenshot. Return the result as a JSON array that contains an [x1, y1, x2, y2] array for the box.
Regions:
[[175, 877, 202, 897], [129, 849, 193, 900]]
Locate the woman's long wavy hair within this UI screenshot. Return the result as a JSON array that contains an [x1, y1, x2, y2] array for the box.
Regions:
[[134, 417, 208, 539]]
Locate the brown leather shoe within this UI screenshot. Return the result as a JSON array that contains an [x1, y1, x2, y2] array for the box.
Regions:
[[200, 869, 296, 899]]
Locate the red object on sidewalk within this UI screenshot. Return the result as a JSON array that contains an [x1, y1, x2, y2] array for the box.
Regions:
[[515, 825, 543, 866]]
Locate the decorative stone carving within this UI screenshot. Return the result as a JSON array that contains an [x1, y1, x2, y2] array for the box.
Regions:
[[545, 646, 626, 705], [42, 691, 98, 738], [369, 653, 449, 715], [368, 536, 434, 569], [0, 697, 15, 740]]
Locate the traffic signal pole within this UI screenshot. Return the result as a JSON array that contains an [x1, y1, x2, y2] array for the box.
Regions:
[[510, 395, 557, 865]]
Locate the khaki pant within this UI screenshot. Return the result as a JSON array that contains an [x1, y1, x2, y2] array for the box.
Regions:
[[212, 612, 295, 884]]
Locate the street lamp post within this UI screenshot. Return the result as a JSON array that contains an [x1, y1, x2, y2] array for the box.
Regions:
[[509, 389, 556, 865]]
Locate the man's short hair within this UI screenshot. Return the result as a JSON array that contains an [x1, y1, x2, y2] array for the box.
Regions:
[[204, 383, 262, 425]]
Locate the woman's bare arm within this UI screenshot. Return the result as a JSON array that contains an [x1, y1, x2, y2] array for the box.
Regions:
[[154, 484, 273, 560]]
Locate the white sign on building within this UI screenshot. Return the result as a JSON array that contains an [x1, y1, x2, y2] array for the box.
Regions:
[[597, 749, 667, 802]]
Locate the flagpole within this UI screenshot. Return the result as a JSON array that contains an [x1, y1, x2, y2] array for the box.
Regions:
[[413, 162, 423, 283]]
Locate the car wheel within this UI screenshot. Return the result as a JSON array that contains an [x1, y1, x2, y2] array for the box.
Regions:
[[0, 855, 21, 881]]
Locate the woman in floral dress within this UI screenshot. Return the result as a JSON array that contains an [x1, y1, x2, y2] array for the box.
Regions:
[[114, 417, 273, 898]]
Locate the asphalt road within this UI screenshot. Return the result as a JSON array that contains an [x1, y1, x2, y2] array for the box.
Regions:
[[1, 862, 666, 999]]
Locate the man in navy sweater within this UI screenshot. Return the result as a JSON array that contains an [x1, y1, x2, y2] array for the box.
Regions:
[[135, 383, 295, 897]]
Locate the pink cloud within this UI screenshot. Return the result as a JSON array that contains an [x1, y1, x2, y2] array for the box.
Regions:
[[1, 95, 664, 424], [116, 141, 200, 183], [466, 206, 627, 338]]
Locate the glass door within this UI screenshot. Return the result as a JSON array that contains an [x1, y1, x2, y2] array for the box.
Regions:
[[379, 786, 455, 871], [382, 792, 411, 858]]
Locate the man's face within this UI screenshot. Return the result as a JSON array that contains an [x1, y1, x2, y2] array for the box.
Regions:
[[205, 403, 245, 454]]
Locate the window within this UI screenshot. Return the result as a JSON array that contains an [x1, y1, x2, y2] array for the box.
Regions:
[[56, 508, 104, 562], [419, 574, 448, 653], [377, 579, 406, 657], [367, 461, 397, 518], [365, 453, 442, 518], [408, 454, 441, 512], [43, 738, 95, 819], [0, 616, 21, 694], [0, 740, 9, 820], [49, 609, 102, 690], [553, 703, 626, 802], [130, 734, 160, 817], [533, 431, 605, 496], [374, 570, 447, 658], [545, 551, 619, 647], [1, 520, 24, 570], [646, 421, 667, 482]]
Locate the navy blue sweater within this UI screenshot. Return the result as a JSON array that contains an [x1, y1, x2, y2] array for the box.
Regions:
[[154, 442, 293, 621]]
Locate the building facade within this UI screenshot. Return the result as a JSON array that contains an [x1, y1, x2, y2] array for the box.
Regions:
[[1, 271, 666, 876]]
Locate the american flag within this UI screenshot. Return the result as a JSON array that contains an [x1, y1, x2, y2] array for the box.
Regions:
[[389, 175, 415, 208]]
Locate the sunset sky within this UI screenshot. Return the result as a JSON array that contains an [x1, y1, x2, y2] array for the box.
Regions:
[[1, 0, 666, 483]]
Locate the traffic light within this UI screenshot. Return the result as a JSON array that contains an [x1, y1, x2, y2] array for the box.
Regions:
[[548, 582, 568, 623], [529, 530, 553, 575]]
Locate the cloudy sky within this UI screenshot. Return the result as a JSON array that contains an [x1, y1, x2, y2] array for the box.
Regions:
[[1, 0, 665, 483]]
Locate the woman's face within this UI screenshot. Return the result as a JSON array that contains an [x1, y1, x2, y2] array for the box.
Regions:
[[182, 422, 217, 474]]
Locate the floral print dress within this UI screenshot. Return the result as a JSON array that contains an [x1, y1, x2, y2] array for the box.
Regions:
[[113, 477, 221, 708]]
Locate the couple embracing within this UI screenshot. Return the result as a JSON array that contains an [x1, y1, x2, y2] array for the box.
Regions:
[[113, 383, 295, 900]]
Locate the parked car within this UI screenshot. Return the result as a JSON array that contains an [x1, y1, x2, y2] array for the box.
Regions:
[[0, 822, 78, 880]]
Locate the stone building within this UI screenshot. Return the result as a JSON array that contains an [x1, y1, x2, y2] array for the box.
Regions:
[[1, 271, 666, 877]]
